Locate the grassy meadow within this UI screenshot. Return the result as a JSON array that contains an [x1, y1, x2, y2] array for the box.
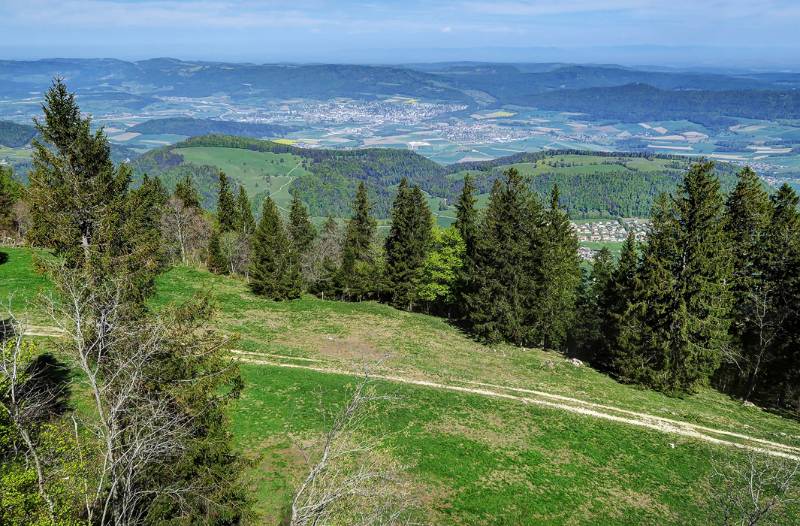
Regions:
[[3, 246, 800, 524]]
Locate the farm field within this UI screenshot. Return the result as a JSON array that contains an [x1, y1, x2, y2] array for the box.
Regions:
[[4, 246, 800, 524]]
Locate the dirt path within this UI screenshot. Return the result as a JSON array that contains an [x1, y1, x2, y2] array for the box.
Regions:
[[231, 350, 800, 460], [19, 328, 800, 459]]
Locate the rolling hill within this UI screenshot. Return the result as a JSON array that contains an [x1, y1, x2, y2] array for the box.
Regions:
[[132, 134, 740, 219]]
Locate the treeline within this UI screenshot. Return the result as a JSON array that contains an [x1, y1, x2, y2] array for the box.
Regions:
[[129, 117, 299, 138], [576, 163, 800, 409], [134, 136, 737, 220], [528, 83, 800, 130], [195, 152, 800, 411]]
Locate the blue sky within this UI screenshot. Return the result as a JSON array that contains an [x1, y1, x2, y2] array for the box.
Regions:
[[2, 0, 799, 66]]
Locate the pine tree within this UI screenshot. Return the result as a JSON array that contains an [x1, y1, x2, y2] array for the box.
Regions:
[[288, 193, 316, 255], [723, 167, 774, 399], [384, 179, 433, 310], [207, 227, 227, 274], [175, 174, 201, 209], [249, 197, 303, 300], [235, 185, 256, 235], [462, 168, 540, 344], [216, 171, 237, 233], [535, 184, 582, 350], [339, 182, 377, 300]]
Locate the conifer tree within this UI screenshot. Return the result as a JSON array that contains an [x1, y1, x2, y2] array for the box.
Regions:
[[339, 182, 377, 300], [249, 197, 303, 300], [28, 78, 130, 271], [288, 193, 316, 255], [595, 232, 638, 370], [207, 227, 227, 274], [216, 171, 237, 233], [618, 163, 732, 392], [723, 167, 774, 398], [454, 174, 478, 253], [575, 247, 614, 361], [462, 168, 539, 344], [535, 184, 582, 350], [384, 179, 434, 310], [761, 184, 800, 409], [175, 174, 201, 209], [235, 185, 256, 235]]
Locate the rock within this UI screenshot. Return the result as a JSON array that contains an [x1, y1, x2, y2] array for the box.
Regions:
[[570, 358, 583, 367], [669, 443, 676, 449], [743, 400, 757, 408]]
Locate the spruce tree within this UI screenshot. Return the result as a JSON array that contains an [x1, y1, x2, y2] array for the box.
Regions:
[[761, 184, 800, 409], [339, 182, 377, 300], [207, 227, 227, 274], [216, 171, 237, 233], [288, 193, 316, 255], [535, 184, 582, 350], [723, 167, 773, 399], [384, 179, 433, 310], [619, 163, 732, 392], [454, 174, 478, 253], [575, 247, 614, 361], [235, 185, 256, 235], [249, 197, 303, 300], [175, 174, 201, 209], [596, 232, 638, 371], [616, 194, 679, 387], [462, 168, 539, 344]]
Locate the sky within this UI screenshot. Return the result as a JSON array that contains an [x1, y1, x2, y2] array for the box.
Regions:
[[2, 0, 800, 67]]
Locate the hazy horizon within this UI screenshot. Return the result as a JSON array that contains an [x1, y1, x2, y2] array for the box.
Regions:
[[2, 1, 800, 69]]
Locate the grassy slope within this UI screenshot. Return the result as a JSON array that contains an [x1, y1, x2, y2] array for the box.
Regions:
[[4, 248, 800, 524], [173, 146, 310, 211]]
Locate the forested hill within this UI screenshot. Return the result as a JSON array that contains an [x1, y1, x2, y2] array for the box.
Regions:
[[128, 117, 300, 138], [132, 134, 740, 219], [526, 83, 800, 130], [0, 121, 36, 147]]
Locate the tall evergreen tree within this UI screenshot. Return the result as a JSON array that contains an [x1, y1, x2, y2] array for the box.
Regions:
[[338, 182, 378, 300], [761, 184, 800, 410], [175, 174, 201, 209], [462, 168, 540, 344], [596, 232, 638, 371], [575, 247, 614, 361], [723, 167, 774, 399], [454, 174, 478, 253], [618, 163, 732, 392], [216, 171, 237, 233], [207, 227, 227, 274], [384, 179, 434, 310], [535, 184, 582, 350], [249, 197, 303, 300], [288, 193, 316, 255], [235, 185, 256, 235]]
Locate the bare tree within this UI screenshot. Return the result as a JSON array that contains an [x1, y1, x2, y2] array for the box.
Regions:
[[43, 270, 197, 525], [290, 374, 416, 526], [220, 230, 251, 276], [712, 452, 800, 526], [161, 195, 210, 266]]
